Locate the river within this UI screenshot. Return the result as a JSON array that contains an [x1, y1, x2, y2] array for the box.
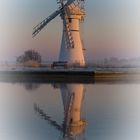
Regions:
[[0, 79, 140, 140]]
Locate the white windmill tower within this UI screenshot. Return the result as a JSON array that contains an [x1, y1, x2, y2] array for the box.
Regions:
[[33, 0, 86, 66]]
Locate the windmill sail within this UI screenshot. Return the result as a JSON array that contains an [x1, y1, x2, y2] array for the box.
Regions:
[[33, 0, 76, 37], [32, 9, 61, 37], [34, 104, 63, 132]]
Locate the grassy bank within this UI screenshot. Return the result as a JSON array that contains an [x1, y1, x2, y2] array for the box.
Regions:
[[95, 71, 140, 82]]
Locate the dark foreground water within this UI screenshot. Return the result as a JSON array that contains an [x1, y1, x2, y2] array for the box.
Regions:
[[0, 80, 140, 140]]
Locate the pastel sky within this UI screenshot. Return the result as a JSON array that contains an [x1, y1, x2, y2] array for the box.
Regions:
[[0, 0, 140, 62]]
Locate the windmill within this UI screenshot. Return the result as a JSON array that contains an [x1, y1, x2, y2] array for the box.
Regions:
[[33, 0, 86, 66]]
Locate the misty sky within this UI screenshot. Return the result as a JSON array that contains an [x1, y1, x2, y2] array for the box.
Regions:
[[0, 0, 140, 62]]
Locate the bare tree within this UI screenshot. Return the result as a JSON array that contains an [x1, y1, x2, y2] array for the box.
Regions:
[[17, 50, 42, 64]]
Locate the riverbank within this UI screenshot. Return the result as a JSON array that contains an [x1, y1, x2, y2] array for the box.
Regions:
[[0, 70, 140, 83], [95, 71, 140, 83]]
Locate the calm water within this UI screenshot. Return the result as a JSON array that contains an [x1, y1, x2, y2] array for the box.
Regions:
[[0, 80, 140, 140]]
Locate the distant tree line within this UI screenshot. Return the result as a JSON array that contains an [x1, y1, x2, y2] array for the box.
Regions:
[[17, 50, 42, 64]]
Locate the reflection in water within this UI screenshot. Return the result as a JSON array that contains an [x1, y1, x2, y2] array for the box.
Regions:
[[0, 80, 140, 140], [24, 83, 40, 91], [34, 84, 86, 140]]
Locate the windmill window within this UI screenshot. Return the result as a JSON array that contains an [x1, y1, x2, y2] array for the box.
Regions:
[[69, 18, 72, 23]]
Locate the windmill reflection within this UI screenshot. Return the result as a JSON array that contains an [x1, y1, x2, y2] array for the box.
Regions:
[[34, 84, 86, 140]]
